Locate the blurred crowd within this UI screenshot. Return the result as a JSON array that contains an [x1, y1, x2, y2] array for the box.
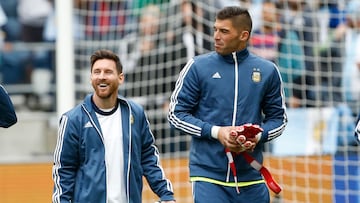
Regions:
[[247, 0, 360, 113], [0, 0, 359, 135], [0, 0, 55, 110]]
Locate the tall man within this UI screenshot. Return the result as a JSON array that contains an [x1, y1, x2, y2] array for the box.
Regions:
[[168, 6, 287, 203]]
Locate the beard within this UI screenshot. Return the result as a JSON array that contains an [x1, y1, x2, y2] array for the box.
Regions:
[[92, 82, 118, 99]]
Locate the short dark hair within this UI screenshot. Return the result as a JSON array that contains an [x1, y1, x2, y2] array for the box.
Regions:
[[90, 49, 123, 73], [216, 6, 252, 33]]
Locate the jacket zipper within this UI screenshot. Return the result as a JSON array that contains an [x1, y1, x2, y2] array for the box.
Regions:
[[225, 52, 240, 193]]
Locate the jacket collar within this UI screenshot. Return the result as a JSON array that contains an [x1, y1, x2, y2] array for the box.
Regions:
[[90, 97, 119, 116], [83, 94, 128, 111], [218, 48, 249, 64]]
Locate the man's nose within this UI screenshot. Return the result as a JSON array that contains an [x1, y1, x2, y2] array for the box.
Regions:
[[213, 31, 220, 39], [98, 71, 106, 78]]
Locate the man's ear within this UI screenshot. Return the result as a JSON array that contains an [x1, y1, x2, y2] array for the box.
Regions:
[[118, 73, 125, 84], [240, 30, 250, 41]]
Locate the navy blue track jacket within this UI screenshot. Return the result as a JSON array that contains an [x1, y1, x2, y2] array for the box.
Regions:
[[52, 94, 174, 203], [168, 48, 287, 184], [0, 85, 17, 128]]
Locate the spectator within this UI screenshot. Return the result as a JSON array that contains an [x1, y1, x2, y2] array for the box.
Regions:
[[134, 4, 163, 69], [0, 0, 21, 42], [44, 0, 84, 41], [249, 1, 305, 108], [276, 1, 306, 108], [279, 0, 320, 107], [316, 0, 360, 115], [159, 1, 192, 152], [15, 0, 54, 110], [0, 0, 25, 85], [277, 28, 306, 108], [180, 0, 200, 60], [183, 0, 214, 55], [341, 0, 360, 113], [118, 4, 164, 106], [119, 3, 188, 152], [238, 0, 264, 31], [249, 0, 280, 63], [316, 1, 346, 106], [17, 0, 52, 42], [75, 0, 130, 40], [0, 4, 6, 47]]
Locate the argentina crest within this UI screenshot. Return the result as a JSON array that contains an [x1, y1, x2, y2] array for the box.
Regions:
[[252, 68, 261, 83]]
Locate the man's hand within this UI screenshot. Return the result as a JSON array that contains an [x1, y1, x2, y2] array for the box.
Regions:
[[217, 126, 244, 152], [217, 124, 263, 153], [234, 123, 263, 152], [236, 123, 262, 140]]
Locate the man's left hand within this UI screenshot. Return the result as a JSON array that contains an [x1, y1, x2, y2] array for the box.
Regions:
[[234, 123, 263, 152]]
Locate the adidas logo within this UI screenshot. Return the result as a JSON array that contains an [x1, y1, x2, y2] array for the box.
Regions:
[[212, 72, 221, 79], [84, 121, 93, 128]]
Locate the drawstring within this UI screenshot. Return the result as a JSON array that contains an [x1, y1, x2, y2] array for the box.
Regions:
[[225, 128, 240, 193], [242, 152, 282, 194], [225, 150, 282, 194], [225, 149, 240, 194]]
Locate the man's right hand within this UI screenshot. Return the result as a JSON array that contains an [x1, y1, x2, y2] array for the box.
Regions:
[[217, 124, 262, 153], [217, 126, 249, 153]]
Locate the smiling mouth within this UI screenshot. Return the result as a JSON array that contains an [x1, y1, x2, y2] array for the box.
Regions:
[[98, 84, 109, 90]]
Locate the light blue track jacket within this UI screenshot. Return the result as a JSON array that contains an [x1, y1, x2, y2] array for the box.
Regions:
[[168, 48, 287, 183], [52, 94, 174, 203]]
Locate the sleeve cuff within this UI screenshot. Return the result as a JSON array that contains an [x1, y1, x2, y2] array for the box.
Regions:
[[211, 126, 220, 139]]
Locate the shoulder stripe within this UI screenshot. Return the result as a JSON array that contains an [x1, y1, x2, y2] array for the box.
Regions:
[[168, 59, 202, 136], [267, 64, 288, 141], [52, 115, 68, 203], [267, 121, 287, 141]]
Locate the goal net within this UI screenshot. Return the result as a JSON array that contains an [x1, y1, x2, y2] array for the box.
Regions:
[[72, 0, 360, 202]]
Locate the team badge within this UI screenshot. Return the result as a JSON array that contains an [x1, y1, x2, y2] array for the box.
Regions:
[[252, 68, 261, 83]]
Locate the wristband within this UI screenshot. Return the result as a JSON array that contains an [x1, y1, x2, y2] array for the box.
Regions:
[[211, 126, 220, 139]]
